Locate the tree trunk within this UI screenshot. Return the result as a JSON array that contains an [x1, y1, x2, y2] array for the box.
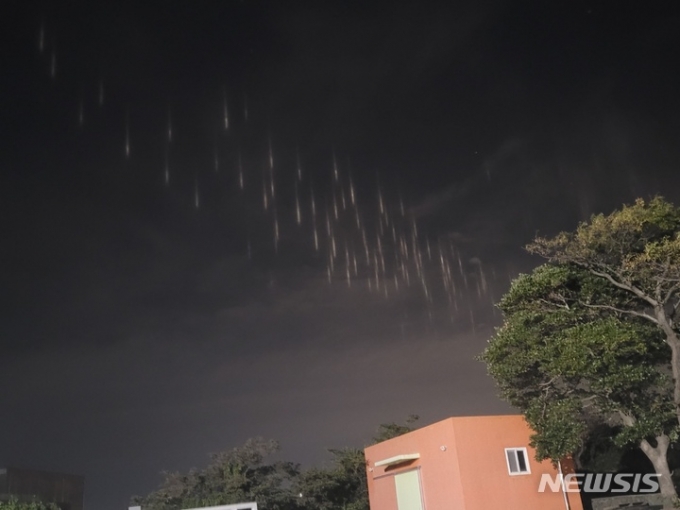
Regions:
[[654, 308, 680, 428], [639, 435, 677, 506], [668, 335, 680, 428]]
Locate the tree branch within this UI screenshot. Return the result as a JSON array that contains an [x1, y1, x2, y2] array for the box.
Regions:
[[579, 301, 658, 324], [664, 282, 680, 306], [588, 267, 658, 307], [657, 257, 671, 302], [538, 298, 570, 310]]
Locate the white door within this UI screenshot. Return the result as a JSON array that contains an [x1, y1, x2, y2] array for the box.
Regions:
[[394, 470, 424, 510]]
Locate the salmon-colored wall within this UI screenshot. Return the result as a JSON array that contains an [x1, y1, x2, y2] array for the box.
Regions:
[[365, 415, 584, 510], [452, 415, 583, 510], [365, 418, 465, 510]]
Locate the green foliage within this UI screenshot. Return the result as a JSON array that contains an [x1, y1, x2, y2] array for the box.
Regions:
[[0, 499, 59, 510], [296, 448, 368, 510], [577, 424, 629, 473], [132, 437, 301, 510], [528, 196, 680, 303], [372, 415, 419, 444], [298, 416, 418, 510], [481, 197, 680, 472], [133, 417, 418, 510]]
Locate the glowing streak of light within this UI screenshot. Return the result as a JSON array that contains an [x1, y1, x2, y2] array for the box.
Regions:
[[353, 253, 358, 276], [349, 176, 356, 206], [399, 194, 405, 216], [346, 263, 351, 288], [295, 183, 301, 225], [164, 149, 170, 186], [421, 275, 430, 302], [327, 266, 332, 284], [313, 223, 319, 251], [125, 110, 130, 158], [263, 177, 269, 211], [50, 50, 56, 79], [194, 180, 200, 209], [331, 234, 337, 259], [332, 150, 339, 182], [268, 136, 274, 170], [311, 188, 317, 218], [426, 238, 432, 260], [325, 208, 331, 236], [38, 22, 44, 53], [238, 152, 244, 190], [362, 230, 369, 263], [378, 189, 384, 215], [333, 195, 339, 220], [374, 254, 380, 291]]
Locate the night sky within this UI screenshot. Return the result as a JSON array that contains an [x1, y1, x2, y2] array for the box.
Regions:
[[2, 1, 680, 509]]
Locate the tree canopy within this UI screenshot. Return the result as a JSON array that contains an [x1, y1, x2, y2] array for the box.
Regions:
[[481, 197, 680, 502], [0, 500, 59, 510], [132, 437, 300, 510], [133, 416, 418, 510]]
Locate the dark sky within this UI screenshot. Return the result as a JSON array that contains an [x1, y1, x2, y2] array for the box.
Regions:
[[2, 1, 680, 508]]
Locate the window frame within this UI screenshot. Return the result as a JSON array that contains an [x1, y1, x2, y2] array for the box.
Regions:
[[504, 447, 531, 476]]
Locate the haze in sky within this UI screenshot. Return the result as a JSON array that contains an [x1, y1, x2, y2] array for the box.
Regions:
[[1, 2, 679, 508]]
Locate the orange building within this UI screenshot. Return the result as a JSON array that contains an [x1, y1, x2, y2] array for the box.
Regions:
[[364, 415, 583, 510]]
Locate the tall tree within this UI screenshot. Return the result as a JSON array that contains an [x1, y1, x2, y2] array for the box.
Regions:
[[296, 416, 419, 510], [296, 448, 368, 510], [481, 197, 680, 503], [133, 417, 419, 510], [0, 500, 59, 510], [372, 415, 419, 444], [132, 437, 300, 510]]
